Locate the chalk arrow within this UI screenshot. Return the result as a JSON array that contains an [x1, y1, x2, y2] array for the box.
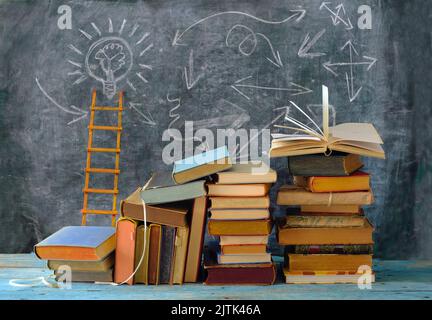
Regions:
[[231, 76, 312, 100], [320, 2, 353, 30], [345, 72, 362, 102], [184, 49, 205, 90], [172, 9, 306, 46], [128, 102, 157, 126], [257, 33, 283, 68], [298, 29, 326, 58]]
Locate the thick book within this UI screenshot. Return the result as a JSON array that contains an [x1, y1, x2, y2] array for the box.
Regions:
[[208, 183, 271, 197], [134, 225, 150, 284], [141, 172, 206, 205], [173, 146, 232, 184], [269, 86, 385, 159], [284, 215, 366, 228], [210, 196, 270, 209], [34, 226, 115, 261], [294, 171, 370, 193], [217, 253, 271, 264], [210, 208, 270, 220], [288, 153, 363, 176], [114, 218, 138, 285], [285, 244, 374, 255], [208, 219, 272, 236], [214, 161, 277, 184], [277, 219, 374, 245], [54, 269, 113, 283], [122, 187, 191, 227], [148, 224, 162, 285], [219, 235, 269, 246], [159, 226, 176, 284], [284, 269, 375, 284], [221, 244, 267, 255], [286, 254, 373, 272], [277, 186, 373, 206], [47, 253, 115, 272], [172, 226, 190, 285], [184, 196, 208, 283], [301, 204, 361, 214]]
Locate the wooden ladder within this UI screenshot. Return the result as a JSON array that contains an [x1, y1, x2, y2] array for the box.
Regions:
[[81, 90, 124, 226]]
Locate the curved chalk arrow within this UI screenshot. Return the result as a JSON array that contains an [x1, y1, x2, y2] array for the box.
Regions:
[[172, 9, 306, 46]]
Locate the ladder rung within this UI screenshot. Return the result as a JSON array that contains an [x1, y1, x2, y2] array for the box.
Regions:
[[83, 188, 119, 194], [89, 125, 122, 131], [81, 209, 118, 215], [92, 106, 123, 111], [86, 168, 120, 174], [88, 148, 121, 153]]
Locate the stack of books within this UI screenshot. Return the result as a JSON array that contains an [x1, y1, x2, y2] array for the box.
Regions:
[[204, 162, 277, 285], [34, 226, 116, 282]]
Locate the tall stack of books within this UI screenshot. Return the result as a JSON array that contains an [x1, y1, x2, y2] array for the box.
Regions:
[[204, 162, 277, 285]]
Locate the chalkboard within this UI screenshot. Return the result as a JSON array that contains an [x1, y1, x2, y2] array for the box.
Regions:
[[0, 0, 430, 259]]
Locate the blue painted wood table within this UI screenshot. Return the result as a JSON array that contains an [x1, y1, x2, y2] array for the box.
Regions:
[[1, 254, 432, 300]]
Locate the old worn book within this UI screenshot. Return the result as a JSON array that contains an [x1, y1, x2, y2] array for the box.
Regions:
[[286, 254, 373, 272], [284, 269, 375, 284], [134, 225, 150, 284], [173, 146, 232, 184], [184, 197, 208, 283], [301, 204, 361, 214], [34, 226, 115, 261], [288, 153, 363, 176], [208, 183, 271, 197], [285, 244, 374, 255], [277, 186, 373, 206], [294, 171, 370, 193], [218, 253, 271, 264], [208, 219, 272, 236], [48, 253, 115, 272], [219, 235, 269, 246], [214, 161, 277, 184], [114, 218, 138, 285], [148, 224, 162, 285], [210, 208, 270, 220], [277, 219, 374, 245], [172, 226, 190, 285], [140, 172, 206, 205], [284, 215, 366, 228], [210, 196, 270, 209], [221, 244, 267, 255], [270, 86, 385, 159], [159, 226, 176, 284], [55, 269, 113, 283]]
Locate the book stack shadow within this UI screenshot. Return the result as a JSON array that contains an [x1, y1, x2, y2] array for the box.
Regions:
[[276, 153, 376, 284]]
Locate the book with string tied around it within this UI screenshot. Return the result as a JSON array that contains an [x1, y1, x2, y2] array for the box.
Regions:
[[269, 85, 385, 159]]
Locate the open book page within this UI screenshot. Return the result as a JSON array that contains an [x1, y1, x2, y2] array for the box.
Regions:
[[271, 133, 322, 142], [329, 123, 384, 144], [330, 141, 385, 159]]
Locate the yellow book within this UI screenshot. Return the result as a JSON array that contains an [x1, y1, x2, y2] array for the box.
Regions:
[[208, 219, 272, 236], [172, 226, 190, 285], [294, 171, 370, 193]]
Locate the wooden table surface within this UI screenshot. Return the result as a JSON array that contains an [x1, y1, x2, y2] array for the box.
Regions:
[[1, 254, 432, 300]]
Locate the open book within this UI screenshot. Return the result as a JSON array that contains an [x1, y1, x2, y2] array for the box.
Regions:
[[269, 85, 385, 159]]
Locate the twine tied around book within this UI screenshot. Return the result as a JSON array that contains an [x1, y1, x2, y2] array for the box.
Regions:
[[9, 274, 60, 288]]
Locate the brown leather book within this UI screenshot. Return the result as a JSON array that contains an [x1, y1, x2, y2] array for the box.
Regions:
[[121, 187, 191, 227], [147, 224, 162, 285], [184, 197, 208, 282], [208, 219, 273, 236], [114, 218, 138, 285], [286, 254, 373, 272], [277, 219, 374, 245]]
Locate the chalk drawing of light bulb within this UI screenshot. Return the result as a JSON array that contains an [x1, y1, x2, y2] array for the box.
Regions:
[[85, 36, 133, 99]]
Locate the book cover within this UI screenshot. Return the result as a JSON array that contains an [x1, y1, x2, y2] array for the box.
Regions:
[[114, 218, 138, 285], [172, 226, 190, 285], [285, 244, 374, 255], [141, 172, 206, 205], [286, 254, 373, 272], [214, 161, 277, 184], [210, 208, 270, 220], [47, 253, 115, 272], [208, 219, 273, 236], [159, 226, 176, 284], [283, 215, 366, 228], [134, 225, 150, 284], [207, 183, 271, 197], [294, 171, 370, 193], [148, 224, 162, 285], [173, 146, 233, 184], [210, 196, 270, 209], [288, 153, 363, 176], [34, 226, 115, 261]]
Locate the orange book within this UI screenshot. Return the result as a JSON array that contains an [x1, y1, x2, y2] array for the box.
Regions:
[[286, 254, 373, 272], [114, 218, 138, 285], [294, 171, 370, 193], [208, 219, 272, 236], [210, 196, 270, 209], [221, 244, 267, 255], [207, 184, 271, 197], [301, 205, 361, 214]]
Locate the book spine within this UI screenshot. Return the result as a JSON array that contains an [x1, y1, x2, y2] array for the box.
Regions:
[[285, 245, 374, 255], [284, 215, 365, 228], [288, 156, 348, 176]]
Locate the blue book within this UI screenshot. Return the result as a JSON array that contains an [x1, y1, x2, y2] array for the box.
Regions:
[[172, 146, 232, 184], [34, 226, 116, 261]]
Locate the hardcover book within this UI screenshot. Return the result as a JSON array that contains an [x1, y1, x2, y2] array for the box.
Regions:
[[301, 204, 361, 214], [213, 161, 277, 184], [114, 218, 138, 285], [210, 196, 270, 209], [207, 183, 271, 197], [209, 208, 270, 220], [34, 226, 115, 261], [283, 215, 366, 228], [286, 254, 373, 272], [217, 253, 272, 264], [172, 226, 190, 285], [159, 226, 176, 284], [285, 244, 374, 255], [148, 224, 162, 285], [47, 253, 115, 272], [134, 225, 150, 284], [54, 269, 113, 283], [221, 244, 267, 255], [283, 269, 375, 284], [208, 219, 273, 236], [173, 146, 232, 184], [219, 235, 269, 246], [293, 171, 370, 193]]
